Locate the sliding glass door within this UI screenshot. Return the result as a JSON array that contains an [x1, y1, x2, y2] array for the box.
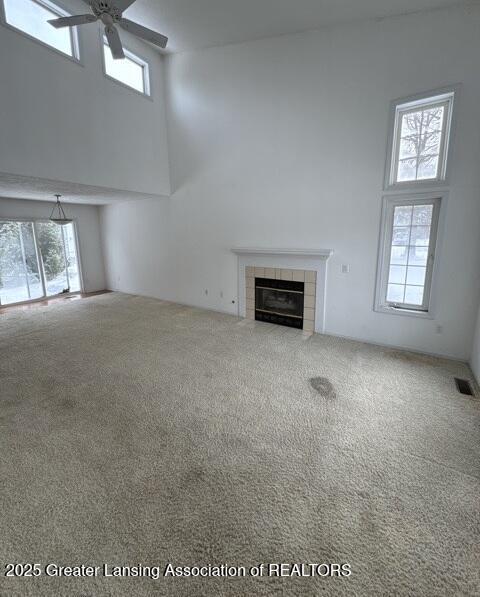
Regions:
[[0, 222, 43, 305], [35, 222, 80, 298], [0, 220, 81, 306]]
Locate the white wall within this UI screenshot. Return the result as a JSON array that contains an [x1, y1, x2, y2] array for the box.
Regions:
[[471, 305, 480, 382], [101, 197, 172, 300], [0, 197, 105, 293], [0, 0, 170, 197], [101, 4, 480, 360]]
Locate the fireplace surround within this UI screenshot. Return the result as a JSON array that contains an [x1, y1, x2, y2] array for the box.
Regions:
[[232, 247, 333, 334], [245, 266, 315, 331]]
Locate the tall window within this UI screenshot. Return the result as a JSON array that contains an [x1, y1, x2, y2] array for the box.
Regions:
[[376, 196, 441, 314], [0, 221, 81, 306], [2, 0, 80, 59], [103, 39, 150, 96], [376, 87, 457, 317], [387, 91, 455, 187]]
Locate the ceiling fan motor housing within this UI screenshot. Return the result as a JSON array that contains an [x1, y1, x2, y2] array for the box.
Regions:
[[91, 1, 121, 21]]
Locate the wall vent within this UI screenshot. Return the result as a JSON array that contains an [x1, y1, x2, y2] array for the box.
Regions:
[[454, 378, 474, 396]]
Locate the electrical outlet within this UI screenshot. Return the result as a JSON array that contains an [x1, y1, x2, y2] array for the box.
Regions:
[[220, 291, 224, 298], [436, 324, 443, 334], [205, 289, 208, 296], [341, 264, 350, 274]]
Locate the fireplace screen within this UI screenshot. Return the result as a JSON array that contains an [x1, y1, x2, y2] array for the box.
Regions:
[[255, 278, 304, 329]]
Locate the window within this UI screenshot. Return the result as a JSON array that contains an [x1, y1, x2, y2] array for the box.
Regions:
[[0, 220, 81, 306], [2, 0, 79, 59], [103, 39, 150, 96], [387, 90, 455, 187], [375, 196, 441, 315]]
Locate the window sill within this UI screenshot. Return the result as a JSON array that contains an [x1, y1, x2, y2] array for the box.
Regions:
[[384, 178, 450, 193], [374, 304, 434, 320]]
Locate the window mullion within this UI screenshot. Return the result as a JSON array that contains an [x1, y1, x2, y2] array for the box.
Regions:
[[402, 210, 414, 304], [61, 225, 70, 291], [17, 223, 31, 300], [33, 222, 48, 299]]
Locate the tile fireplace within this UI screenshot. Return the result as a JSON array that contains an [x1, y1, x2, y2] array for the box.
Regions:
[[232, 247, 333, 334], [245, 266, 316, 331]]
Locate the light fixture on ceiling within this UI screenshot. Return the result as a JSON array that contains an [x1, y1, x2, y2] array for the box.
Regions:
[[49, 195, 72, 226]]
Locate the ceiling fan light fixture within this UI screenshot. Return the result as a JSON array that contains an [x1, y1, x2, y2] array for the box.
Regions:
[[48, 0, 168, 60], [50, 195, 73, 226]]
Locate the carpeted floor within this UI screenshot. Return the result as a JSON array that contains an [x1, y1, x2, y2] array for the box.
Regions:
[[1, 292, 479, 596]]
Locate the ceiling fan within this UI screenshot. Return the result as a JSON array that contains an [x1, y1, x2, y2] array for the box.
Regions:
[[48, 0, 168, 60]]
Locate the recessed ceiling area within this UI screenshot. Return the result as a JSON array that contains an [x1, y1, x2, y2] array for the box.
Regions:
[[120, 0, 465, 52]]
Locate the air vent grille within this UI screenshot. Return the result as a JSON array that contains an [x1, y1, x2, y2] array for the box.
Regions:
[[454, 378, 474, 396]]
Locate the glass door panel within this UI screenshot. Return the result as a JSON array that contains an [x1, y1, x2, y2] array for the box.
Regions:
[[0, 222, 42, 306], [62, 224, 80, 293], [35, 222, 80, 296], [36, 222, 68, 296], [35, 222, 80, 297]]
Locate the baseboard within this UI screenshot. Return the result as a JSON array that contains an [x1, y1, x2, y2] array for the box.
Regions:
[[106, 289, 237, 317], [106, 289, 467, 364], [322, 329, 467, 364]]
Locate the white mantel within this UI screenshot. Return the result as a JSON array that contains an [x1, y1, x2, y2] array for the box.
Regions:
[[232, 247, 333, 258], [232, 247, 333, 333]]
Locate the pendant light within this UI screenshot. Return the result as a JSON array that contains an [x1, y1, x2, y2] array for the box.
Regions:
[[49, 194, 72, 226]]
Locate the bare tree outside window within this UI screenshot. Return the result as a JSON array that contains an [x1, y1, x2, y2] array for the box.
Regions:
[[388, 91, 455, 187], [397, 105, 445, 182]]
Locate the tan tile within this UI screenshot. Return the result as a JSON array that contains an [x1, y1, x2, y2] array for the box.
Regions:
[[303, 307, 315, 321], [246, 299, 255, 311], [281, 269, 293, 281], [304, 295, 315, 309], [246, 309, 255, 320], [254, 267, 265, 277], [305, 270, 316, 283], [245, 266, 254, 278], [246, 277, 254, 289], [305, 282, 315, 296], [292, 270, 305, 282], [275, 268, 282, 279], [265, 268, 275, 279], [246, 287, 254, 300], [303, 320, 314, 332]]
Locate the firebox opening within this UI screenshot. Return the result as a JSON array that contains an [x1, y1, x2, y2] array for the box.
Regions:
[[255, 277, 305, 329]]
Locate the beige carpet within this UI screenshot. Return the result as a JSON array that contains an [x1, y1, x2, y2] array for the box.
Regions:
[[0, 292, 479, 596]]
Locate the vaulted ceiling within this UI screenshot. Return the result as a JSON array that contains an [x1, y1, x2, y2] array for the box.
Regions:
[[121, 0, 465, 53]]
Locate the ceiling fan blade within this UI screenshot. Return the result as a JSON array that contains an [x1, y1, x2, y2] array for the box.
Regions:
[[48, 14, 97, 28], [105, 26, 125, 60], [119, 18, 168, 49]]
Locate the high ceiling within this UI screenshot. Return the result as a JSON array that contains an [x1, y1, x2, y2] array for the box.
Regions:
[[121, 0, 465, 53]]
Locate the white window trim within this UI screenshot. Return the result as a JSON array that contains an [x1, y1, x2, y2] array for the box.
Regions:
[[101, 33, 152, 99], [374, 192, 446, 319], [0, 0, 82, 63], [384, 86, 460, 191]]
